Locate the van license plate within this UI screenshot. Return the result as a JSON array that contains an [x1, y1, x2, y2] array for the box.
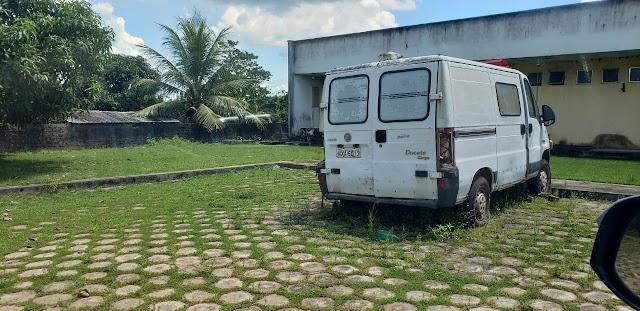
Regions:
[[337, 148, 361, 158]]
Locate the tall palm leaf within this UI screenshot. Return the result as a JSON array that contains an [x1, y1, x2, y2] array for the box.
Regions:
[[132, 13, 263, 130]]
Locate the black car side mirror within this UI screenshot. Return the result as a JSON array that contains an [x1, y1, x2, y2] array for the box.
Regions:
[[541, 105, 556, 126], [590, 195, 640, 310]]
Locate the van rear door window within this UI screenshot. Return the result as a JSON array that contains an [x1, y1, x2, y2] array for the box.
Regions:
[[379, 69, 430, 122], [495, 82, 521, 116], [328, 75, 369, 124]]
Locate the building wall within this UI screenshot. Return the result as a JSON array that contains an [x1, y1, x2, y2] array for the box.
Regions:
[[288, 0, 640, 137], [512, 56, 640, 147]]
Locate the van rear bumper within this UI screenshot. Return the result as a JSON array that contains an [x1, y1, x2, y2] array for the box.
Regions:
[[324, 193, 438, 208]]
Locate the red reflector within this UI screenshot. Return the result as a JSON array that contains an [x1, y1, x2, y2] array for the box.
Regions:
[[317, 174, 325, 182], [437, 179, 446, 188], [481, 59, 509, 67]]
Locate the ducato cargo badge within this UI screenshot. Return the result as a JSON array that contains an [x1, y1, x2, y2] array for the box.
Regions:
[[344, 133, 352, 142]]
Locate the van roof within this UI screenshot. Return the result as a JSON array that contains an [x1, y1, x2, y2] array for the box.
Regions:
[[327, 55, 524, 76]]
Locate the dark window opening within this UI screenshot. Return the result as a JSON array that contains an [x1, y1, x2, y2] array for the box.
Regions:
[[527, 73, 542, 86], [602, 68, 619, 83], [549, 71, 565, 85], [577, 70, 592, 84], [629, 67, 640, 83]]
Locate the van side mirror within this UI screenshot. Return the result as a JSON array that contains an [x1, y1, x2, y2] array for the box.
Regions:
[[591, 195, 640, 310], [541, 105, 555, 126]]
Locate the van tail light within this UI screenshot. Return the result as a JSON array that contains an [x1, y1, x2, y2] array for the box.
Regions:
[[317, 174, 325, 183], [438, 127, 454, 168]]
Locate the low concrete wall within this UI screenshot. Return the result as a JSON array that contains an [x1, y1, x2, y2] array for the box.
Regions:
[[0, 123, 287, 152]]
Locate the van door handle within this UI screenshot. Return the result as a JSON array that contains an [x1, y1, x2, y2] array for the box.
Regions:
[[376, 130, 387, 143], [520, 124, 526, 135], [529, 124, 533, 135]]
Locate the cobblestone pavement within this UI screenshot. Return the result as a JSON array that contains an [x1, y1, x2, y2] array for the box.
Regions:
[[0, 169, 635, 310]]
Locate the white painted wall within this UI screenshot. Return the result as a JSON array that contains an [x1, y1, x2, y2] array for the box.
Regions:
[[288, 0, 640, 136]]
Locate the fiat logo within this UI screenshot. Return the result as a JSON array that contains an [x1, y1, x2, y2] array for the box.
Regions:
[[344, 133, 352, 142]]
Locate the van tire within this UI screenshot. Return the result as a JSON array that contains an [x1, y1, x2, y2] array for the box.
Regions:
[[528, 159, 551, 195], [466, 177, 490, 227]]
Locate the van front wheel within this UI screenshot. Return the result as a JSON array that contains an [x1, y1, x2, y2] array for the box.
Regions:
[[466, 177, 490, 227], [528, 159, 551, 195]]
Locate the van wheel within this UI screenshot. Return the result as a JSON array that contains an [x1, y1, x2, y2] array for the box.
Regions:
[[466, 177, 490, 227], [527, 159, 551, 195]]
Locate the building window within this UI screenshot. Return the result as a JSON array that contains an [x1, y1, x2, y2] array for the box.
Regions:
[[602, 68, 619, 83], [576, 70, 592, 84], [549, 71, 565, 85], [495, 82, 521, 117], [630, 67, 640, 83], [527, 73, 542, 86]]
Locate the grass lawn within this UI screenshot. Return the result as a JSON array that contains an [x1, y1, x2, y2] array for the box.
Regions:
[[0, 168, 625, 310], [0, 137, 323, 187], [552, 156, 640, 186]]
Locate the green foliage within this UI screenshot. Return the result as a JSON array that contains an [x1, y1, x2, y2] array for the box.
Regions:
[[553, 156, 640, 186], [133, 12, 270, 130], [96, 54, 162, 111], [0, 0, 114, 126]]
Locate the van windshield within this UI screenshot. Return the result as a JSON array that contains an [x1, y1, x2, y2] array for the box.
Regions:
[[328, 75, 369, 124]]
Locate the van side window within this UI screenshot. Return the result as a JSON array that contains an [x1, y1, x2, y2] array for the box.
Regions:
[[379, 69, 430, 122], [495, 82, 521, 116], [523, 80, 539, 118], [328, 75, 369, 124]]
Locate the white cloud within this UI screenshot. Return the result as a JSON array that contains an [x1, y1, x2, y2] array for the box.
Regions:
[[92, 2, 145, 56], [213, 0, 416, 46]]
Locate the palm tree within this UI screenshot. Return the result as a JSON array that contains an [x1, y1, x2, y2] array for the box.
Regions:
[[133, 13, 263, 130]]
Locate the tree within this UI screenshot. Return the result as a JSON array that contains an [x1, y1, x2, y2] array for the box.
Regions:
[[0, 0, 113, 126], [96, 54, 162, 111], [134, 13, 266, 130]]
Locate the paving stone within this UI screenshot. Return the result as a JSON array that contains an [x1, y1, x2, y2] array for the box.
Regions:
[[144, 264, 173, 273], [501, 287, 527, 296], [248, 281, 281, 293], [579, 303, 608, 311], [454, 262, 483, 273], [219, 291, 254, 304], [383, 302, 417, 311], [308, 273, 337, 285], [332, 264, 358, 274], [42, 281, 73, 292], [367, 266, 388, 276], [115, 274, 139, 284], [469, 308, 499, 311], [549, 279, 580, 289], [463, 284, 489, 292], [425, 306, 461, 311], [524, 267, 549, 277], [185, 304, 221, 311], [0, 291, 37, 304], [286, 283, 318, 293], [582, 291, 618, 303], [87, 261, 111, 269], [13, 282, 32, 289], [276, 271, 306, 283], [323, 285, 353, 297], [32, 294, 73, 305], [149, 275, 170, 285], [149, 255, 172, 263], [0, 306, 24, 311], [57, 260, 82, 268], [114, 253, 141, 263], [450, 294, 481, 306], [268, 260, 294, 269], [486, 296, 519, 308], [529, 299, 562, 311], [299, 262, 326, 272], [487, 266, 519, 276], [18, 268, 47, 278], [512, 276, 546, 287], [184, 290, 213, 303], [342, 299, 374, 310], [148, 289, 175, 298], [68, 296, 104, 309], [406, 291, 436, 302], [345, 274, 375, 283], [117, 263, 140, 271], [175, 256, 201, 273], [26, 260, 52, 268], [256, 294, 289, 307], [211, 267, 234, 277], [149, 301, 186, 311], [215, 278, 243, 289], [115, 285, 141, 296], [383, 278, 409, 286], [541, 288, 577, 302], [423, 280, 450, 290], [301, 297, 334, 309], [203, 257, 232, 268], [5, 252, 29, 259], [362, 287, 395, 299]]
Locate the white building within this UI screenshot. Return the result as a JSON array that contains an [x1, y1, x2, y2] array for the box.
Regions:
[[288, 0, 640, 148]]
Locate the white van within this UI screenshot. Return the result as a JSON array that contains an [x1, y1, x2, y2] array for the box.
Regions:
[[316, 55, 556, 226]]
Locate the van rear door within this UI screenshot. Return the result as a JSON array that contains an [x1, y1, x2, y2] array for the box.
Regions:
[[372, 63, 439, 200], [323, 74, 374, 196]]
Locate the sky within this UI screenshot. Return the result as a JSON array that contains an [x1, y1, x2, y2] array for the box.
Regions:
[[89, 0, 601, 93]]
